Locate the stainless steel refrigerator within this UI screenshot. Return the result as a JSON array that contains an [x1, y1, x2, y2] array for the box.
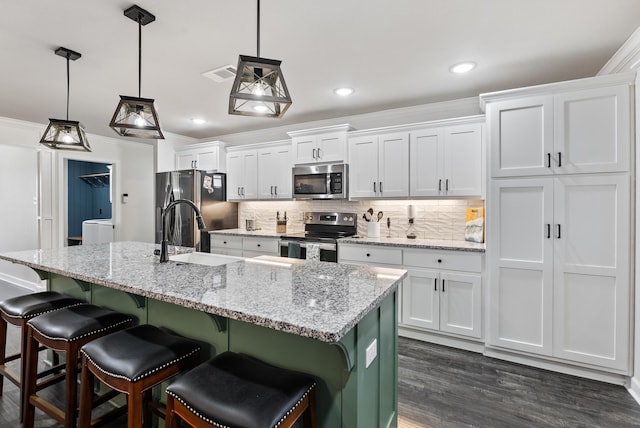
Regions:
[[155, 170, 238, 252]]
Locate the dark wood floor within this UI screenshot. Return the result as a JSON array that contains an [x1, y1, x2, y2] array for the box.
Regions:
[[1, 280, 640, 427]]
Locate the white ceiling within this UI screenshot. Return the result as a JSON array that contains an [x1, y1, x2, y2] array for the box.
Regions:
[[1, 0, 639, 141]]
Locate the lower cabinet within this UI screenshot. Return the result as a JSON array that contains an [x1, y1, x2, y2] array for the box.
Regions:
[[339, 244, 484, 343], [210, 235, 279, 258]]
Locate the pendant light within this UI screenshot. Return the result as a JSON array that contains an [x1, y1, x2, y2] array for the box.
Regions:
[[39, 47, 91, 152], [229, 0, 292, 118], [109, 5, 164, 139]]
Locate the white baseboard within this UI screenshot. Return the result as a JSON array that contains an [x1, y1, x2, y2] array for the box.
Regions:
[[629, 377, 640, 405], [398, 325, 485, 353], [0, 272, 42, 291]]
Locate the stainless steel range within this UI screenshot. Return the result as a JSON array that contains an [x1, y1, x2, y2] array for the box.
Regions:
[[279, 212, 357, 262]]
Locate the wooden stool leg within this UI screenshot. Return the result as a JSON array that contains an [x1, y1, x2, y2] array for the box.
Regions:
[[303, 389, 318, 428], [0, 317, 6, 396], [78, 356, 94, 428], [164, 394, 176, 428], [18, 318, 29, 422], [128, 382, 144, 428], [22, 327, 39, 428], [64, 343, 79, 428]]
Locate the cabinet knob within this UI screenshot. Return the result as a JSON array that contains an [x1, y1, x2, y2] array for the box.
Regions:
[[257, 244, 261, 247], [366, 253, 371, 257], [223, 241, 227, 244], [437, 259, 442, 263]]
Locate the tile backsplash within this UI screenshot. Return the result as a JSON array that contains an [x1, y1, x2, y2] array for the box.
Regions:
[[239, 199, 484, 241]]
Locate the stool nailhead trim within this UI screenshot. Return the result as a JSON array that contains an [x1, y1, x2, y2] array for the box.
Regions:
[[1, 302, 85, 321], [167, 382, 316, 428], [28, 318, 134, 343], [81, 347, 202, 382]]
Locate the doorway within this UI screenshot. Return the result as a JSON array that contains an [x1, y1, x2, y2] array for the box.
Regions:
[[66, 160, 112, 246]]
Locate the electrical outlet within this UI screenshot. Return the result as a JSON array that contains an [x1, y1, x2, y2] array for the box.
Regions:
[[365, 339, 377, 368]]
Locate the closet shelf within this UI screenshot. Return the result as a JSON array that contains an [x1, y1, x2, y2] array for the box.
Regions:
[[79, 173, 110, 188]]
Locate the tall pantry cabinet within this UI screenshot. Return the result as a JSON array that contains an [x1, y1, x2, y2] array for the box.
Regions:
[[481, 73, 634, 376]]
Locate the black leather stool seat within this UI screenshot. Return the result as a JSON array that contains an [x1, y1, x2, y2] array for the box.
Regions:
[[166, 352, 317, 428], [80, 324, 202, 382], [27, 304, 134, 342], [0, 291, 84, 320]]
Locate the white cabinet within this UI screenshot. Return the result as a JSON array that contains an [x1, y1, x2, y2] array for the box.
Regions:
[[402, 249, 482, 339], [348, 132, 409, 198], [410, 123, 483, 197], [210, 235, 243, 257], [258, 144, 292, 199], [487, 84, 630, 178], [487, 175, 630, 371], [288, 124, 352, 164], [227, 150, 258, 200], [210, 235, 280, 258], [175, 142, 226, 171]]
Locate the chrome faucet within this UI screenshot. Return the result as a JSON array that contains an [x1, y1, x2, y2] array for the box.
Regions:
[[160, 199, 206, 263]]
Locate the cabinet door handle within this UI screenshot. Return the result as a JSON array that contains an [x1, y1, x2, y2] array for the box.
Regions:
[[194, 160, 198, 168], [379, 182, 383, 194], [556, 224, 561, 239], [546, 224, 551, 239], [274, 186, 277, 196], [438, 179, 442, 192], [445, 179, 449, 192], [442, 279, 445, 292], [434, 278, 437, 291], [237, 187, 241, 196], [241, 187, 245, 196], [557, 152, 562, 167], [317, 148, 322, 159], [312, 148, 317, 159], [270, 185, 274, 195], [373, 182, 377, 193], [547, 153, 551, 168]]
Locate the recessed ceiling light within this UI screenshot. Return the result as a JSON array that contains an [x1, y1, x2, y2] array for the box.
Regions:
[[449, 62, 476, 74], [191, 118, 206, 125], [334, 87, 354, 96]]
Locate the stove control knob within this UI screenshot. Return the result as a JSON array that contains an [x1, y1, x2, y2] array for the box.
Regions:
[[348, 216, 353, 222], [343, 216, 348, 221]]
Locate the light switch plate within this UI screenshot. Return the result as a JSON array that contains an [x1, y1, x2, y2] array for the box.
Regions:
[[365, 339, 377, 368]]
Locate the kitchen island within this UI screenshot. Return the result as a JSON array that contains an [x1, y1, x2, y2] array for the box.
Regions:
[[0, 241, 406, 428]]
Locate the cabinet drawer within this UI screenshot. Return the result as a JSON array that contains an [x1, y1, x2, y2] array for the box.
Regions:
[[242, 237, 279, 254], [211, 236, 243, 250], [339, 245, 402, 266], [403, 249, 482, 272]]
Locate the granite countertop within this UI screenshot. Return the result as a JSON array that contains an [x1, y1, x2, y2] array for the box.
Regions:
[[338, 236, 486, 253], [0, 242, 406, 343]]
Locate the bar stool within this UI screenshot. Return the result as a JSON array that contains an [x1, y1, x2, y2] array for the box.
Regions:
[[165, 351, 317, 428], [0, 291, 85, 418], [78, 324, 202, 428], [23, 303, 135, 428]]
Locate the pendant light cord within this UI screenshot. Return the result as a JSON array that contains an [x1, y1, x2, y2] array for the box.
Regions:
[[66, 55, 70, 120], [138, 16, 142, 98], [256, 0, 260, 57]]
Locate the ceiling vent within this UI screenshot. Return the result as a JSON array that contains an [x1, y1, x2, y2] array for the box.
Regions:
[[202, 65, 237, 82]]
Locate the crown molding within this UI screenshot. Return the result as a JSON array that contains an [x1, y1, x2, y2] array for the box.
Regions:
[[599, 26, 640, 74]]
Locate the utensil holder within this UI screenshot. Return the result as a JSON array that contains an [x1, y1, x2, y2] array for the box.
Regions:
[[276, 220, 287, 233], [367, 222, 380, 238]]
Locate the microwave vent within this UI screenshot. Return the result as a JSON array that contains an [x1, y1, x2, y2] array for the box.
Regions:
[[202, 65, 237, 82]]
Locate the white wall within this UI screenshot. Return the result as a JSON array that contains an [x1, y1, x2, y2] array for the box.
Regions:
[[0, 117, 155, 290]]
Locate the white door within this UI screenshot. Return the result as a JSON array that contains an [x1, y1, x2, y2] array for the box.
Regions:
[[175, 151, 196, 170], [348, 136, 379, 198], [292, 136, 317, 164], [272, 146, 292, 199], [317, 132, 346, 163], [401, 268, 439, 331], [410, 128, 442, 196], [195, 147, 219, 171], [258, 149, 277, 199], [227, 153, 244, 200], [552, 174, 630, 371], [439, 271, 482, 338], [553, 85, 630, 175], [488, 96, 554, 177], [443, 124, 482, 197], [487, 178, 554, 355], [378, 132, 409, 198], [242, 151, 258, 199]]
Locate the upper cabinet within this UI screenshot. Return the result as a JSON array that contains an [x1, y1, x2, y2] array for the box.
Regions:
[[227, 141, 292, 201], [175, 141, 226, 172], [483, 75, 632, 178], [410, 122, 483, 197], [349, 132, 409, 198], [288, 124, 353, 164]]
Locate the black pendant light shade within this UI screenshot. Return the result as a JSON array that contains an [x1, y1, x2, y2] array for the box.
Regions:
[[229, 55, 292, 117], [40, 47, 91, 151], [109, 5, 164, 139], [229, 0, 292, 118]]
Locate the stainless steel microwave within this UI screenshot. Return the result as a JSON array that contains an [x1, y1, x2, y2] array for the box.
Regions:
[[292, 163, 348, 199]]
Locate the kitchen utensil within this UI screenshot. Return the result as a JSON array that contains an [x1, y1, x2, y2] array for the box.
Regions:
[[387, 217, 391, 237], [367, 208, 374, 218], [363, 212, 371, 222], [362, 214, 368, 222], [377, 211, 383, 222]]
